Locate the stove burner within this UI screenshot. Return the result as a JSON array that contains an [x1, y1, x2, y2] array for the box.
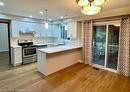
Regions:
[[18, 40, 35, 47]]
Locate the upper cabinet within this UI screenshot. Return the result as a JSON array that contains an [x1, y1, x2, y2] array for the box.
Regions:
[[11, 21, 20, 38], [58, 21, 80, 39], [67, 22, 77, 38], [11, 21, 58, 38], [51, 24, 60, 38], [11, 21, 38, 38], [11, 20, 81, 39]]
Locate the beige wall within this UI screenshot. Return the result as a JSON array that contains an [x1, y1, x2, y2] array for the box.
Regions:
[[73, 6, 130, 21]]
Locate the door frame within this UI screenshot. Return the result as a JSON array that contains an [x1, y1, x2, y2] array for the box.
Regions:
[[0, 19, 11, 65], [92, 21, 120, 73]]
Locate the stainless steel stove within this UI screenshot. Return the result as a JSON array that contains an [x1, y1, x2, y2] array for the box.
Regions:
[[18, 40, 37, 64]]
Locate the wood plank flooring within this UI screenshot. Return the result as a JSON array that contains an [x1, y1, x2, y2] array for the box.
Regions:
[[0, 51, 9, 66], [0, 63, 130, 92], [0, 51, 10, 72]]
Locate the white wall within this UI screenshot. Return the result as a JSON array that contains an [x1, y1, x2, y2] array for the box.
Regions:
[[0, 23, 9, 52]]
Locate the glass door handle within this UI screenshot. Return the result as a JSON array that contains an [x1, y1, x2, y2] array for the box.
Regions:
[[92, 43, 96, 47]]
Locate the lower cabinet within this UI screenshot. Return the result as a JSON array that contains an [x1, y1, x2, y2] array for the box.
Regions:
[[11, 47, 22, 66]]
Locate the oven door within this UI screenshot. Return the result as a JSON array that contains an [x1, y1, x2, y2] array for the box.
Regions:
[[23, 47, 37, 58]]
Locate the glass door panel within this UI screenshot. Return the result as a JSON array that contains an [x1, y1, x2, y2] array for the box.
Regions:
[[106, 25, 119, 70], [92, 26, 106, 66]]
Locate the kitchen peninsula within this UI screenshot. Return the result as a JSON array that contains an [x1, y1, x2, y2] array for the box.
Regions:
[[37, 45, 82, 76]]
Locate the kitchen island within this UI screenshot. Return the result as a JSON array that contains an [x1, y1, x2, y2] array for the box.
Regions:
[[37, 45, 83, 76]]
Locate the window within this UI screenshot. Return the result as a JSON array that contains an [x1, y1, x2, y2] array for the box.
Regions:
[[60, 25, 68, 39]]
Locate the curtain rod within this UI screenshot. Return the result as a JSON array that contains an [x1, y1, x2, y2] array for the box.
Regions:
[[84, 14, 130, 23]]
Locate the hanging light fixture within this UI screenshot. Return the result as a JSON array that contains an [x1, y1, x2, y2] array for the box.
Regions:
[[45, 9, 48, 29], [93, 0, 105, 6], [77, 0, 89, 6], [76, 0, 105, 15], [77, 0, 105, 6], [81, 3, 101, 15]]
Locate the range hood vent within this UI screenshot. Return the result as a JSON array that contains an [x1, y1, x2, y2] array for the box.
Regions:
[[19, 30, 36, 35]]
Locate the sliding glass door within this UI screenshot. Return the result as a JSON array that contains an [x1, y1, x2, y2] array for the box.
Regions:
[[92, 26, 106, 66], [106, 25, 119, 70], [92, 21, 120, 71]]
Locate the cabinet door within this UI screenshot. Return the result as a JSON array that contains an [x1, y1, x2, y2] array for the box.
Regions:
[[19, 22, 35, 32], [52, 24, 59, 38], [67, 22, 72, 38], [11, 21, 20, 38], [40, 24, 48, 37], [35, 23, 42, 37], [47, 24, 52, 37], [27, 22, 35, 31], [42, 24, 52, 37], [11, 47, 22, 66], [67, 22, 77, 38]]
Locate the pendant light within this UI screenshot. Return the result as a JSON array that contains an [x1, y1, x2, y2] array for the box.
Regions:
[[45, 9, 48, 29], [81, 2, 101, 15], [76, 0, 105, 15], [77, 0, 105, 6]]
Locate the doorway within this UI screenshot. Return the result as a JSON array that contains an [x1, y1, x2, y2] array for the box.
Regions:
[[0, 20, 11, 68], [92, 21, 120, 72]]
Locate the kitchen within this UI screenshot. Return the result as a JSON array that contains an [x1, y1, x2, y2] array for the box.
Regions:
[[10, 15, 83, 75], [0, 0, 130, 92]]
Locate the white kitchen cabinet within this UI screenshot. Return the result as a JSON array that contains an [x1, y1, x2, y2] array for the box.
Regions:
[[11, 46, 22, 66], [11, 21, 32, 37], [67, 22, 77, 38], [34, 23, 44, 37], [11, 20, 59, 38], [45, 24, 52, 37], [19, 21, 36, 32], [51, 24, 59, 38], [11, 21, 20, 38], [34, 24, 53, 37]]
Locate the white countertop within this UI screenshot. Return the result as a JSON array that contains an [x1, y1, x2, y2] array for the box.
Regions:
[[34, 42, 64, 46], [38, 45, 83, 54], [11, 45, 22, 48]]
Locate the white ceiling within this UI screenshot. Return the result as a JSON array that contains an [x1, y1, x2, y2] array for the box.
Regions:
[[0, 0, 130, 20]]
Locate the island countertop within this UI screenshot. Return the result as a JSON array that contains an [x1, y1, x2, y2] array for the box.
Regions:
[[37, 45, 83, 76], [37, 45, 83, 54]]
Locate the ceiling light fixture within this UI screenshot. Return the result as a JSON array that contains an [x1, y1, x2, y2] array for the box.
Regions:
[[81, 3, 101, 15], [76, 0, 105, 15], [45, 9, 49, 29], [60, 16, 64, 19], [40, 11, 43, 15], [0, 2, 4, 6], [29, 15, 33, 18]]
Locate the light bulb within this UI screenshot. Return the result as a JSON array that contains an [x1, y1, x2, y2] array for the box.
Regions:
[[45, 22, 48, 29]]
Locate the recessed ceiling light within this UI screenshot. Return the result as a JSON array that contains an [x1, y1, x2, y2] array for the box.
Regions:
[[29, 15, 33, 18], [0, 2, 4, 6], [60, 16, 64, 19], [40, 11, 43, 15]]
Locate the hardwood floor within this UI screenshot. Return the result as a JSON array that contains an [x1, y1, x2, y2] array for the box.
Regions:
[[0, 51, 9, 66], [0, 63, 130, 92], [0, 51, 10, 72]]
